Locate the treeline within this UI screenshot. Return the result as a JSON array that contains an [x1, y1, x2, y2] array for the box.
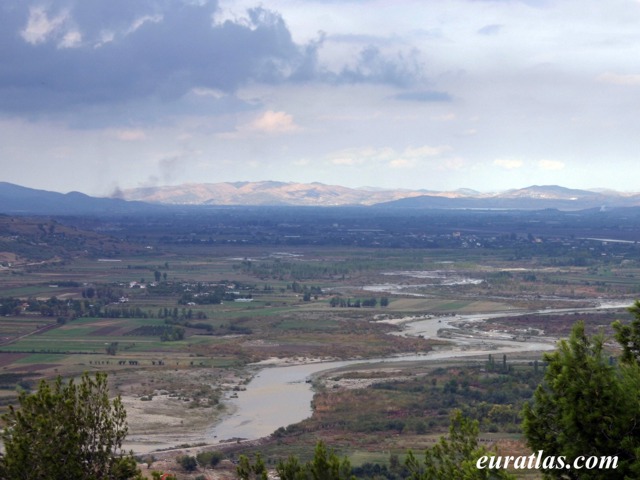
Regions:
[[0, 296, 209, 328], [235, 256, 423, 281], [329, 296, 389, 308], [234, 418, 513, 480], [157, 307, 207, 321], [177, 283, 254, 305], [124, 325, 185, 341]]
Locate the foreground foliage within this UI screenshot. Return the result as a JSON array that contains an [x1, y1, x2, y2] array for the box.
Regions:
[[405, 410, 514, 480], [237, 442, 353, 480], [523, 316, 640, 479], [0, 372, 141, 480]]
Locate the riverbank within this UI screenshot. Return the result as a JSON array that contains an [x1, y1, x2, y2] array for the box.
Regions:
[[123, 300, 631, 454]]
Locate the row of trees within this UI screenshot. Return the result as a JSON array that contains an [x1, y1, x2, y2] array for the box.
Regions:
[[329, 296, 389, 308]]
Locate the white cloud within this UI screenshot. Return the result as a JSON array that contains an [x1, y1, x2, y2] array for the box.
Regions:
[[404, 145, 451, 157], [109, 129, 147, 141], [191, 88, 227, 99], [331, 156, 362, 166], [493, 158, 524, 170], [597, 72, 640, 86], [95, 30, 115, 48], [21, 7, 68, 45], [59, 30, 82, 49], [328, 146, 393, 166], [538, 159, 565, 171], [432, 113, 456, 122], [220, 110, 302, 139], [127, 14, 164, 36], [250, 111, 300, 134], [328, 145, 452, 168], [389, 158, 414, 168]]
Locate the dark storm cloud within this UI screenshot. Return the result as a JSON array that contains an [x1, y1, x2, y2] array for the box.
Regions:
[[0, 1, 306, 114], [0, 1, 427, 117]]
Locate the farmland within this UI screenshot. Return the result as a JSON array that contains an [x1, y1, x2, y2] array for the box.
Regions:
[[1, 208, 639, 477]]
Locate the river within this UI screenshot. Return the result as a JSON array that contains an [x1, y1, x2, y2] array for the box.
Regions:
[[207, 300, 632, 443]]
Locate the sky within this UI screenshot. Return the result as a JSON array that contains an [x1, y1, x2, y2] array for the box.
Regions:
[[2, 0, 640, 196]]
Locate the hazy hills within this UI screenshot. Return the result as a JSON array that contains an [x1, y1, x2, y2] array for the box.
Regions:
[[2, 181, 640, 214], [119, 181, 640, 210], [118, 181, 435, 206], [0, 182, 160, 215]]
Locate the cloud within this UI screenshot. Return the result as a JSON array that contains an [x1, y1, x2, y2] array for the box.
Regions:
[[477, 24, 503, 36], [0, 2, 315, 115], [249, 111, 300, 134], [404, 145, 452, 157], [597, 72, 640, 86], [538, 159, 565, 170], [110, 129, 146, 141], [393, 90, 452, 102], [494, 158, 565, 171], [328, 145, 452, 168], [0, 1, 429, 120], [20, 6, 68, 45], [328, 146, 393, 166], [493, 158, 524, 169], [219, 110, 301, 139], [336, 46, 425, 87], [389, 158, 414, 169], [432, 113, 456, 122]]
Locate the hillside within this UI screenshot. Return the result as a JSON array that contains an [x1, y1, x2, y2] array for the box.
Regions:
[[121, 181, 640, 210], [0, 182, 159, 215], [119, 181, 433, 206], [0, 215, 137, 263]]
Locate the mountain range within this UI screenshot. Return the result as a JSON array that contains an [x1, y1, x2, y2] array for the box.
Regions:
[[118, 181, 640, 210], [2, 181, 640, 214], [0, 182, 159, 215]]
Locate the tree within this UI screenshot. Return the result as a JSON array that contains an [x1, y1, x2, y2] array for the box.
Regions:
[[196, 450, 224, 468], [106, 341, 119, 355], [177, 455, 198, 472], [276, 441, 354, 480], [522, 321, 640, 479], [0, 372, 142, 480], [405, 410, 514, 480], [237, 453, 268, 480], [612, 300, 640, 365]]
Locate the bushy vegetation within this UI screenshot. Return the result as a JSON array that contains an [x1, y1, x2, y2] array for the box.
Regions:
[[522, 301, 640, 479], [0, 373, 141, 480], [275, 362, 543, 441]]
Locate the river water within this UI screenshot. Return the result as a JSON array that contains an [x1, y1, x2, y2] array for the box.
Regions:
[[207, 300, 632, 442]]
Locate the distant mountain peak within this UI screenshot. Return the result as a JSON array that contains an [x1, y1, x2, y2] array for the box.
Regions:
[[2, 181, 640, 213]]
